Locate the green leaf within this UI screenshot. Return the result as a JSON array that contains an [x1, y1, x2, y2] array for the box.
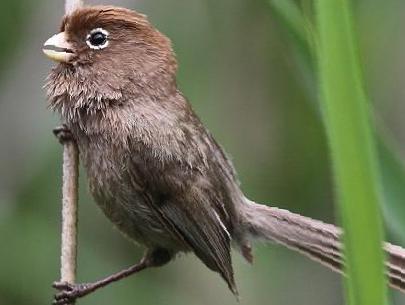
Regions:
[[315, 0, 388, 304], [268, 0, 405, 245]]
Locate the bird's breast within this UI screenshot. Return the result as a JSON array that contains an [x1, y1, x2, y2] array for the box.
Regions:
[[70, 126, 186, 250]]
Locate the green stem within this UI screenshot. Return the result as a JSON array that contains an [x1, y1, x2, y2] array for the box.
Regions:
[[315, 1, 388, 304], [268, 0, 405, 245]]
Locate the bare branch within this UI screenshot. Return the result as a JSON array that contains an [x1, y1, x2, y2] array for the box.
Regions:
[[55, 0, 84, 300], [59, 140, 79, 285]]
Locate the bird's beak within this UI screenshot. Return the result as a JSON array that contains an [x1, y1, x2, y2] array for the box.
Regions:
[[43, 32, 74, 63]]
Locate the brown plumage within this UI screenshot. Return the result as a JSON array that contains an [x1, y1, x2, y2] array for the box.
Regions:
[[44, 5, 405, 304], [46, 5, 243, 295]]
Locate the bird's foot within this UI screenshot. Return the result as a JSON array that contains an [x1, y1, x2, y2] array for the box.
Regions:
[[53, 124, 73, 144], [51, 251, 167, 304], [52, 281, 93, 305]]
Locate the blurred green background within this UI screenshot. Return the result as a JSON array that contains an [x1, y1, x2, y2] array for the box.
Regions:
[[1, 0, 404, 304]]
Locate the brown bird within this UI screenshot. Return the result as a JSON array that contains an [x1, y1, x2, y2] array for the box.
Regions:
[[43, 5, 405, 305]]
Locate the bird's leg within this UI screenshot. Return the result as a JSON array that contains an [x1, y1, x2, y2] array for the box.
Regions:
[[52, 249, 172, 305], [52, 262, 147, 305], [53, 124, 73, 144]]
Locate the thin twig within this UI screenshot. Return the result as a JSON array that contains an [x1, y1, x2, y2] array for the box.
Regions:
[[56, 0, 83, 301], [59, 139, 79, 286]]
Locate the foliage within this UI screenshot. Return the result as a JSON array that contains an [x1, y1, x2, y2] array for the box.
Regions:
[[316, 1, 387, 304]]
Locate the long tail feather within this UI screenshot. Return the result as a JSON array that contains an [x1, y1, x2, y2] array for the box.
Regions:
[[242, 200, 405, 292]]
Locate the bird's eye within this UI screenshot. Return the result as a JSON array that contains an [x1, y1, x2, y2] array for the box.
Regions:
[[86, 28, 109, 50]]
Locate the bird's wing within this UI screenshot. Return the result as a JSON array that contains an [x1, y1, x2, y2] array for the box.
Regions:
[[134, 163, 237, 294], [154, 192, 237, 295], [126, 100, 238, 293]]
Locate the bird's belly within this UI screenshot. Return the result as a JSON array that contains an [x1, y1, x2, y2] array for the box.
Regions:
[[78, 139, 182, 250], [91, 175, 185, 250], [92, 185, 158, 246]]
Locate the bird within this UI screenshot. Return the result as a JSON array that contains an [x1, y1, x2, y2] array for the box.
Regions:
[[43, 5, 405, 305]]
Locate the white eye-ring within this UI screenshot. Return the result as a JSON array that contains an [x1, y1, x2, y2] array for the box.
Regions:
[[86, 28, 109, 50]]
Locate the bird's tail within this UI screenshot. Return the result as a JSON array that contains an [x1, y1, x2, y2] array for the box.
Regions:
[[241, 199, 405, 292]]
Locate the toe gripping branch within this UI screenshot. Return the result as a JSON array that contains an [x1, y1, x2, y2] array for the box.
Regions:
[[53, 124, 73, 144], [51, 250, 166, 305]]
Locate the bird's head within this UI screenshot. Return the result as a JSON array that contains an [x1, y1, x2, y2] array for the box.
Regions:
[[44, 6, 178, 119]]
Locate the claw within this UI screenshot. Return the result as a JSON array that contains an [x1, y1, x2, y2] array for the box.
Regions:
[[53, 124, 73, 144], [52, 282, 90, 305], [52, 281, 74, 291], [54, 290, 74, 302], [52, 296, 71, 305]]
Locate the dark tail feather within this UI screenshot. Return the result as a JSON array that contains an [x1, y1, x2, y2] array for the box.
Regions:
[[241, 199, 405, 292]]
